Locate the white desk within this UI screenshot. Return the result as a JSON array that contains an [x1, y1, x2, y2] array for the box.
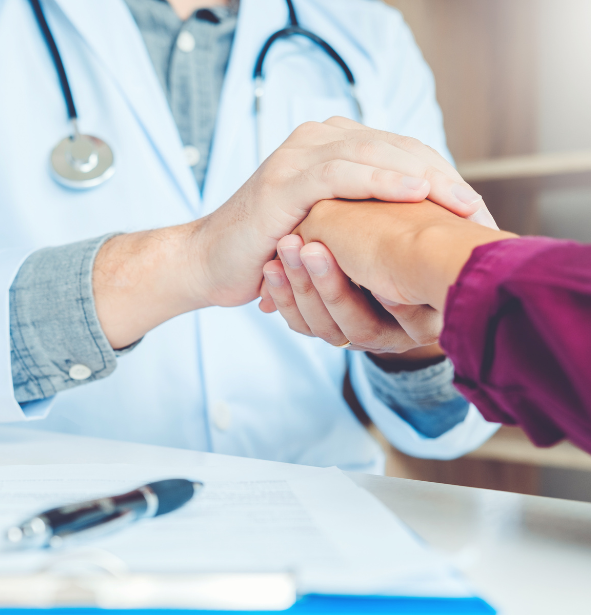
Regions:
[[1, 426, 590, 615]]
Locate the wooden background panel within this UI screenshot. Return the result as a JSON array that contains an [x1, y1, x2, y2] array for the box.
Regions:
[[385, 0, 539, 161], [384, 0, 541, 233]]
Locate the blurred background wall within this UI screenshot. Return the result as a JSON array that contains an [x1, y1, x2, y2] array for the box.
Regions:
[[373, 0, 591, 502]]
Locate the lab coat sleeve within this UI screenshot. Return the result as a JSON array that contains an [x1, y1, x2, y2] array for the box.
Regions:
[[359, 353, 471, 439], [0, 247, 54, 422], [349, 351, 499, 459], [1, 235, 136, 423]]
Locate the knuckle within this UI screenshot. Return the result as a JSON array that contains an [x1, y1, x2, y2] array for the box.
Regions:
[[370, 167, 387, 186], [324, 115, 347, 126], [273, 295, 296, 311], [318, 159, 344, 184], [353, 139, 381, 161], [291, 278, 317, 299], [292, 121, 323, 140], [395, 134, 420, 151], [261, 154, 297, 186], [311, 326, 342, 344], [319, 288, 348, 309]]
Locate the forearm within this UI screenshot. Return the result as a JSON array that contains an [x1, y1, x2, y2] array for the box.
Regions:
[[10, 220, 211, 403], [295, 199, 516, 309], [93, 221, 208, 349]]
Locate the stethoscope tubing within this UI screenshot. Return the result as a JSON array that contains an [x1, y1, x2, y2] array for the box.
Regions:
[[253, 1, 362, 164], [253, 25, 356, 86], [29, 0, 78, 121]]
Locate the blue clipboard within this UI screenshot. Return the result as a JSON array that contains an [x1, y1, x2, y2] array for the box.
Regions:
[[1, 594, 496, 615]]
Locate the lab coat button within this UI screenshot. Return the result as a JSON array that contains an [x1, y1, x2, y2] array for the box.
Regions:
[[183, 145, 201, 167], [177, 31, 196, 52], [69, 364, 92, 381], [212, 401, 231, 431]]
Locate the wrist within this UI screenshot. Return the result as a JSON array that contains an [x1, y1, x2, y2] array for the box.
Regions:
[[415, 222, 517, 311], [93, 221, 209, 349]]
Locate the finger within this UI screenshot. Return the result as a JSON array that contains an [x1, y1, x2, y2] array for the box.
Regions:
[[308, 139, 484, 218], [467, 206, 499, 230], [306, 159, 430, 204], [285, 119, 492, 222], [277, 235, 349, 347], [373, 294, 443, 347], [299, 242, 418, 354], [321, 118, 495, 220], [259, 276, 278, 314], [262, 260, 313, 336], [324, 117, 461, 178]]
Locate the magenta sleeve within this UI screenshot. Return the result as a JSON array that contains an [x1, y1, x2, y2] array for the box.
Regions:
[[440, 237, 591, 453]]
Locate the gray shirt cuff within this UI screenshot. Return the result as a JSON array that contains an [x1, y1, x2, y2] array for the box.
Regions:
[[10, 235, 137, 404], [361, 353, 470, 438]]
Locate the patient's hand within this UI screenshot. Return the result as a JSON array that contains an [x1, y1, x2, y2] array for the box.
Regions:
[[258, 200, 446, 357], [259, 199, 510, 357]]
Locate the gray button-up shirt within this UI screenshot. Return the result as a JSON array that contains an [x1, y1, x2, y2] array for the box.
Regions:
[[9, 0, 469, 438]]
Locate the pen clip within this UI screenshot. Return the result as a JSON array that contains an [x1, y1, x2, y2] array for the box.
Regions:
[[49, 510, 137, 549]]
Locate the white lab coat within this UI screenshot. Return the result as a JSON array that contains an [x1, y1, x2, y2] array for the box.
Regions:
[[0, 0, 498, 472]]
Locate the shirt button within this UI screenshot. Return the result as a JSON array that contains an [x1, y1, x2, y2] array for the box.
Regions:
[[176, 31, 196, 52], [69, 364, 92, 381], [183, 145, 201, 167], [212, 401, 232, 431]]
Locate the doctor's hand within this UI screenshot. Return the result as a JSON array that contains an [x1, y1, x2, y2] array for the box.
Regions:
[[259, 199, 514, 357], [259, 233, 445, 360], [193, 116, 495, 310]]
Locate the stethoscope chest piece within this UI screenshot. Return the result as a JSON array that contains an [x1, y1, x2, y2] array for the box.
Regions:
[[28, 0, 115, 190], [50, 132, 115, 189]]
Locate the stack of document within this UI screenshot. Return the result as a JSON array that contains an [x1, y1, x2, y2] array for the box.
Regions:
[[0, 461, 493, 612]]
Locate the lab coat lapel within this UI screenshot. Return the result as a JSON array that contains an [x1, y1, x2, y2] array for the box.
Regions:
[[52, 0, 200, 214], [202, 0, 288, 212]]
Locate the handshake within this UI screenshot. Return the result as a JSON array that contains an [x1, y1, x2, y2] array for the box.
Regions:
[[259, 197, 512, 361], [93, 118, 514, 361]]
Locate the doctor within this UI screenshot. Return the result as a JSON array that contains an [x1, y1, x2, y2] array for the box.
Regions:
[[0, 0, 498, 472]]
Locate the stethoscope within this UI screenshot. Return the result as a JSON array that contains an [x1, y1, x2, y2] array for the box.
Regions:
[[254, 0, 362, 163], [32, 0, 359, 188], [30, 0, 115, 189]]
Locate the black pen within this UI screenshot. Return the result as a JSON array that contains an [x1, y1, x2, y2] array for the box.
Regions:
[[5, 478, 203, 549]]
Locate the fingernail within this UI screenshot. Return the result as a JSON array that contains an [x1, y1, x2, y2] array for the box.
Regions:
[[279, 246, 302, 269], [468, 206, 499, 230], [264, 271, 284, 288], [403, 176, 429, 191], [301, 252, 329, 276], [451, 184, 482, 211], [374, 293, 400, 307]]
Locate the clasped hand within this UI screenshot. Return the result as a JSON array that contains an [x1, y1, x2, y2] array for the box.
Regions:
[[93, 116, 497, 352], [259, 120, 498, 360]]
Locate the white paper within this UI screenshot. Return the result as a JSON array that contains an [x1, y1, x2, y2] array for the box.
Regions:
[[0, 463, 470, 597]]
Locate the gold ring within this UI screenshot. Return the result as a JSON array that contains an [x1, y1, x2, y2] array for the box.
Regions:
[[335, 340, 352, 349]]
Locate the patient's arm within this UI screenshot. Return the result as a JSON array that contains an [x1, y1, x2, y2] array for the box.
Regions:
[[290, 198, 515, 312]]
